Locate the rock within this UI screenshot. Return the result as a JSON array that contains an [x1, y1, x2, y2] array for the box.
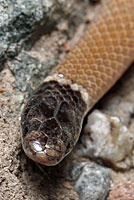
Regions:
[[0, 0, 87, 70], [76, 110, 134, 170], [9, 52, 57, 94], [70, 161, 111, 200]]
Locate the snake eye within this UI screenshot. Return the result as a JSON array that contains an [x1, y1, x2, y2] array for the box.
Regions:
[[24, 124, 30, 135]]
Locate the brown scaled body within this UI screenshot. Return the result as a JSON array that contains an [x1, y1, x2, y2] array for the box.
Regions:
[[52, 0, 134, 108]]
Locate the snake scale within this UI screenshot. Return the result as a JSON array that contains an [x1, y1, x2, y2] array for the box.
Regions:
[[21, 0, 134, 166]]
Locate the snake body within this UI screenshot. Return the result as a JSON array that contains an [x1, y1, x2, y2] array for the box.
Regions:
[[21, 0, 134, 166]]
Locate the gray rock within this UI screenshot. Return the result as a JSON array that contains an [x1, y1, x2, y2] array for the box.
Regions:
[[0, 0, 87, 71], [9, 52, 57, 94], [70, 162, 111, 200]]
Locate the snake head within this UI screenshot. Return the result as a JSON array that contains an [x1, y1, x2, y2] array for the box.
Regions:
[[21, 80, 86, 166]]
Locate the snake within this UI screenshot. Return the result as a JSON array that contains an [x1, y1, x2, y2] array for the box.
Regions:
[[21, 0, 134, 166]]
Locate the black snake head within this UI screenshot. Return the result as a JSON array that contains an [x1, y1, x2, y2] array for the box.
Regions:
[[21, 80, 86, 166]]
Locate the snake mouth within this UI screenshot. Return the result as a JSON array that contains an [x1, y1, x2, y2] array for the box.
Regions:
[[22, 131, 66, 166]]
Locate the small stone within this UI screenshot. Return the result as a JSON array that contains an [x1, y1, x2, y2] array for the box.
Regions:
[[0, 88, 4, 93], [76, 110, 134, 170], [63, 181, 72, 189], [70, 161, 111, 200]]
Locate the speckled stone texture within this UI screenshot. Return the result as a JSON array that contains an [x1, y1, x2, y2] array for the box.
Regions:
[[0, 0, 87, 70], [70, 162, 111, 200], [9, 52, 57, 94], [108, 181, 134, 200]]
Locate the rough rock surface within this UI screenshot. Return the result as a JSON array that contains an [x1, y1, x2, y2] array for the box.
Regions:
[[0, 0, 87, 71], [108, 180, 134, 200], [70, 162, 111, 200], [9, 52, 57, 94], [0, 0, 134, 199], [76, 110, 133, 170]]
